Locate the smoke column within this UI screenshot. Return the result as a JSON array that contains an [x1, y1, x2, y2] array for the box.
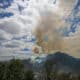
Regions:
[[33, 9, 65, 54]]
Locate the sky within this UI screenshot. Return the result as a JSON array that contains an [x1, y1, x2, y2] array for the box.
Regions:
[[0, 0, 80, 60]]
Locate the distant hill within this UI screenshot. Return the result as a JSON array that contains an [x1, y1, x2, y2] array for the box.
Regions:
[[0, 52, 80, 75], [34, 52, 80, 74]]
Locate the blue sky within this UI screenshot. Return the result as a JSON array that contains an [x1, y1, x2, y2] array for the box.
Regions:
[[0, 0, 80, 59]]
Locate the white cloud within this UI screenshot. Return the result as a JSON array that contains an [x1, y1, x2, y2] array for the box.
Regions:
[[59, 0, 76, 17], [0, 17, 25, 34], [0, 29, 12, 42], [0, 0, 80, 59], [2, 40, 25, 48], [0, 47, 14, 56], [0, 47, 33, 61]]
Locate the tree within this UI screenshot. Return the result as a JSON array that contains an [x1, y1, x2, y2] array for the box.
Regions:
[[4, 59, 24, 80], [44, 59, 57, 80], [24, 70, 35, 80], [0, 62, 6, 80]]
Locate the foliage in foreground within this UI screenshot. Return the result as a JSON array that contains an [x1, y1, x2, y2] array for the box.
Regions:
[[0, 59, 80, 80], [0, 59, 34, 80]]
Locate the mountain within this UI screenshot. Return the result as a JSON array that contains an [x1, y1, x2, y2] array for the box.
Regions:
[[33, 56, 46, 73], [0, 52, 80, 74], [45, 52, 80, 74], [33, 52, 80, 75], [0, 52, 80, 76]]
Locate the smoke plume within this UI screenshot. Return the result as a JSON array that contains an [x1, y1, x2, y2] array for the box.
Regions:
[[33, 10, 65, 54], [32, 5, 80, 58]]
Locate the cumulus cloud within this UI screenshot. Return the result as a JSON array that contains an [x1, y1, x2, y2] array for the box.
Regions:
[[0, 0, 43, 59], [0, 17, 25, 34], [0, 39, 34, 59], [0, 47, 14, 56], [2, 40, 25, 48], [58, 0, 76, 17], [0, 47, 33, 61], [0, 29, 12, 42], [0, 0, 80, 59]]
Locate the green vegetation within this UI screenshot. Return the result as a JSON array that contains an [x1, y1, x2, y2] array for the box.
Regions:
[[44, 58, 80, 80], [24, 70, 34, 80], [0, 59, 80, 80], [0, 59, 35, 80]]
